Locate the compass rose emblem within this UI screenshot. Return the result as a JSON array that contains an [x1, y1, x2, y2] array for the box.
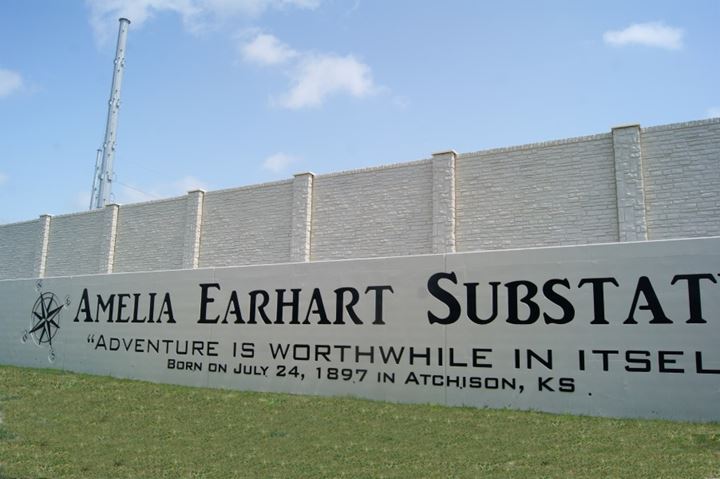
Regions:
[[21, 282, 70, 363]]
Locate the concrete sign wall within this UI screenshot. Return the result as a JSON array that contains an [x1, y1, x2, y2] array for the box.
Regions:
[[1, 237, 719, 421]]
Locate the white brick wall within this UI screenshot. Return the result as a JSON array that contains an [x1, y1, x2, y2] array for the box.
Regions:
[[113, 196, 188, 273], [1, 119, 718, 280], [311, 161, 433, 261], [642, 119, 720, 240], [456, 134, 619, 251], [199, 181, 293, 267], [0, 219, 44, 280], [44, 209, 112, 277]]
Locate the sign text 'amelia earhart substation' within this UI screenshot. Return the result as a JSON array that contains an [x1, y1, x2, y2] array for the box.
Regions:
[[74, 272, 716, 328]]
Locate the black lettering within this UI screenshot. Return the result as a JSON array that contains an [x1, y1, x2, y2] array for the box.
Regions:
[[506, 280, 540, 324], [303, 288, 330, 325], [472, 348, 493, 368], [334, 287, 362, 325], [592, 349, 619, 371], [543, 278, 575, 324], [131, 293, 147, 323], [276, 288, 301, 325], [427, 272, 460, 325], [625, 276, 671, 324], [96, 294, 115, 322], [696, 351, 720, 374], [158, 293, 175, 323], [198, 283, 221, 324], [248, 290, 271, 324], [365, 285, 394, 325], [115, 293, 131, 323], [671, 274, 717, 324], [147, 293, 157, 324], [538, 377, 554, 391], [625, 350, 651, 372], [74, 288, 93, 322], [465, 282, 500, 324], [223, 290, 244, 324], [658, 350, 684, 373], [577, 277, 619, 324], [558, 377, 575, 392]]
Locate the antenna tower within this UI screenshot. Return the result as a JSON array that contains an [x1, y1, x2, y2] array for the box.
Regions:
[[90, 17, 131, 209]]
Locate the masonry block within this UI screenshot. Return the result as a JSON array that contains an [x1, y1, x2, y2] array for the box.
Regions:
[[432, 151, 456, 254], [33, 214, 52, 278], [100, 204, 120, 274], [291, 173, 314, 262], [183, 190, 205, 269], [612, 124, 648, 242]]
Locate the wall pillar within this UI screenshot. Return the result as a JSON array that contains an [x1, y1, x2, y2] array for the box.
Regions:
[[33, 214, 52, 278], [99, 204, 119, 274], [612, 125, 648, 242], [183, 189, 205, 269], [291, 172, 314, 262], [432, 150, 457, 254]]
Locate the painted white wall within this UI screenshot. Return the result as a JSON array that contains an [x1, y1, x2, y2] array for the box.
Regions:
[[456, 134, 618, 251], [2, 237, 718, 421], [311, 160, 433, 261], [114, 197, 187, 273], [199, 181, 293, 267], [643, 120, 720, 239]]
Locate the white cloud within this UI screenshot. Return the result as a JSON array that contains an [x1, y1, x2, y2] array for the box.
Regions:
[[603, 22, 683, 50], [277, 54, 375, 109], [86, 0, 321, 41], [0, 69, 23, 98], [0, 172, 8, 185], [237, 31, 378, 109], [707, 107, 720, 119], [262, 152, 299, 173], [241, 33, 297, 65], [86, 0, 195, 42]]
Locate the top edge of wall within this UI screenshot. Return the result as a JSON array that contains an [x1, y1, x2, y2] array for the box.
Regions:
[[457, 132, 613, 159], [0, 217, 42, 228], [114, 194, 188, 209], [205, 178, 294, 196], [315, 158, 433, 180], [641, 117, 720, 134], [42, 208, 107, 221]]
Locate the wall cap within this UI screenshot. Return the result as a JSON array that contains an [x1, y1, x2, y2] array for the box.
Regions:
[[611, 123, 641, 131], [432, 150, 457, 158]]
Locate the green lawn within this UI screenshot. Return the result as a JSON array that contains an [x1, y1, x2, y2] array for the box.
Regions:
[[0, 365, 718, 478]]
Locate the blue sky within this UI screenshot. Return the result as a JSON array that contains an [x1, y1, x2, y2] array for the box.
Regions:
[[0, 0, 718, 224]]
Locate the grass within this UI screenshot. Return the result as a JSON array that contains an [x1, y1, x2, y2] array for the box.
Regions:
[[0, 365, 718, 478]]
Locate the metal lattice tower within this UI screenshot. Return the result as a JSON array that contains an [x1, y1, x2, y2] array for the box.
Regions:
[[90, 17, 131, 210]]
